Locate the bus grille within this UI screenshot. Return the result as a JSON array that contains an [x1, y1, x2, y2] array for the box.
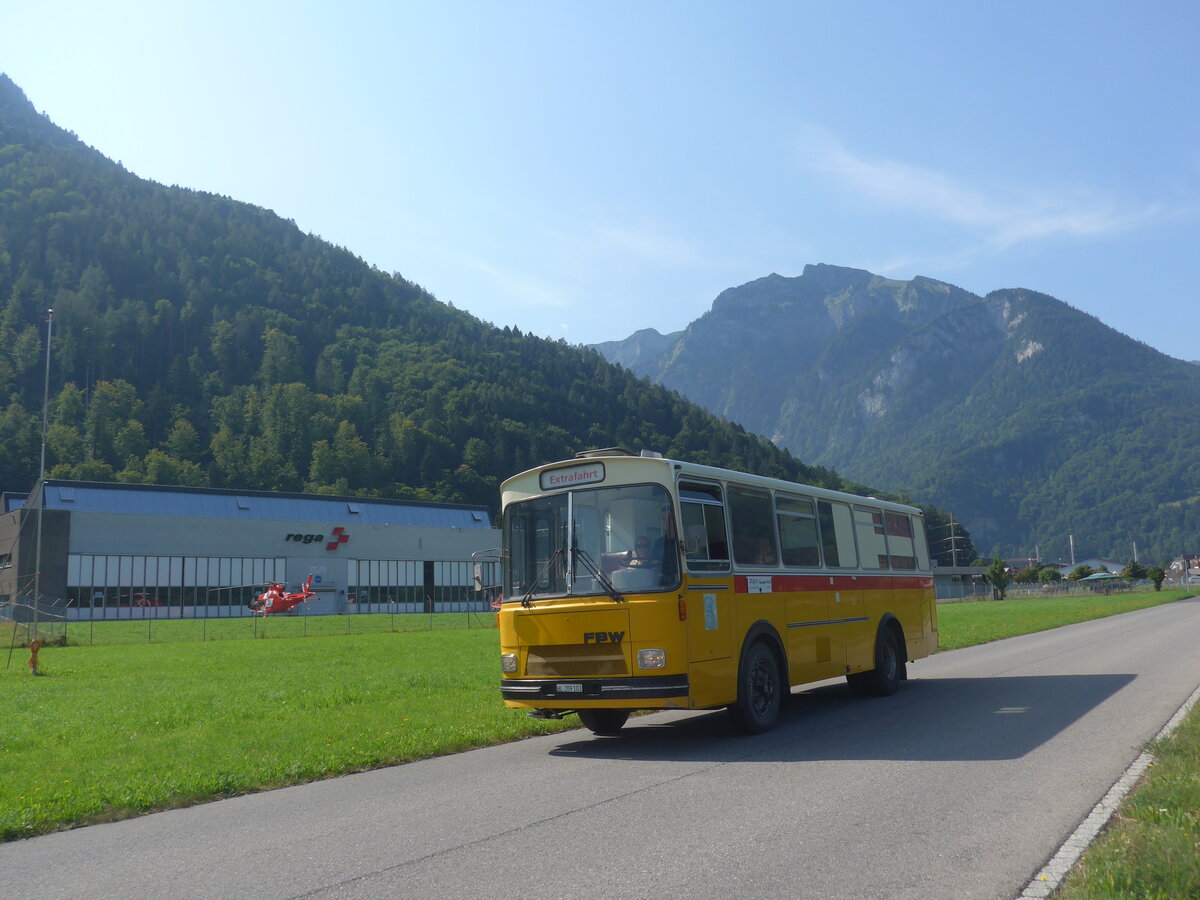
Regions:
[[525, 643, 629, 677]]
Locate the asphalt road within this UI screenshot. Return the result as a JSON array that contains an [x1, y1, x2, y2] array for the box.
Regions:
[[5, 597, 1199, 900]]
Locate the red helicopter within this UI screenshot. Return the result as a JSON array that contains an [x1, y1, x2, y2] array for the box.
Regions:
[[249, 575, 315, 616]]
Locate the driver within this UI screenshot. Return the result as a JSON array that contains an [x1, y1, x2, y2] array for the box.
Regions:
[[626, 537, 659, 570]]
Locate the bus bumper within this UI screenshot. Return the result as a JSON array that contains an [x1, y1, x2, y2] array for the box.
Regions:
[[500, 674, 689, 704]]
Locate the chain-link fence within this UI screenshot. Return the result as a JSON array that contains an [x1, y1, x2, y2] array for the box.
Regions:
[[938, 578, 1152, 603], [1, 558, 501, 647]]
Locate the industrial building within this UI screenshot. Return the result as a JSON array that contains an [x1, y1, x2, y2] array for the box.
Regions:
[[0, 481, 498, 619]]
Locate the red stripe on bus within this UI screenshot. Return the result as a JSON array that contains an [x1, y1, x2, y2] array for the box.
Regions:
[[733, 574, 933, 592]]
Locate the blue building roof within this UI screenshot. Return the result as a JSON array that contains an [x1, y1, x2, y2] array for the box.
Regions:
[[4, 481, 491, 529]]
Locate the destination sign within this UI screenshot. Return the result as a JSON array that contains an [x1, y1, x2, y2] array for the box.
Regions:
[[540, 462, 605, 491]]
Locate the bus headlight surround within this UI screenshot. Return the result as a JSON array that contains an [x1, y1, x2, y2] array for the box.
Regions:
[[637, 649, 666, 669], [501, 653, 518, 673]]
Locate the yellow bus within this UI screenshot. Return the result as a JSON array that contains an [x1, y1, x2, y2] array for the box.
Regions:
[[494, 449, 937, 734]]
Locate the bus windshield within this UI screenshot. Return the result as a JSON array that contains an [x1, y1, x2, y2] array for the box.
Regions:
[[503, 483, 679, 600]]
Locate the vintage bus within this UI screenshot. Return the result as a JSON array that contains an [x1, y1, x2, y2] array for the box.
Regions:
[[493, 449, 937, 734]]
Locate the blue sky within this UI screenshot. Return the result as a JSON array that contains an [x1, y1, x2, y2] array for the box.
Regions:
[[4, 1, 1198, 359]]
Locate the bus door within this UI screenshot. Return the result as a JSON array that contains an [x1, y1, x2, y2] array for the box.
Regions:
[[775, 494, 845, 682], [830, 574, 867, 665], [679, 482, 733, 667]]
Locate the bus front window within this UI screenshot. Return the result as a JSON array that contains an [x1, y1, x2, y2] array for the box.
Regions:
[[503, 484, 678, 600]]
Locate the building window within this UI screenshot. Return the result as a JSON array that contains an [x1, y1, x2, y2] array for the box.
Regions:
[[347, 558, 491, 612], [67, 554, 284, 616]]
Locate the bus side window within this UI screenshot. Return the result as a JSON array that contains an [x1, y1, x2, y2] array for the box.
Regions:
[[854, 506, 889, 570], [912, 516, 930, 570], [776, 494, 820, 567], [817, 500, 857, 568], [729, 485, 778, 567], [885, 512, 917, 569], [680, 481, 730, 573]]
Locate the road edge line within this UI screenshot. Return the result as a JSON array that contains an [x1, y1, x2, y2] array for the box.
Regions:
[[1016, 679, 1200, 899]]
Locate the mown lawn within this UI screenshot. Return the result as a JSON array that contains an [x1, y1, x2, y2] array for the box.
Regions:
[[0, 628, 571, 841], [934, 588, 1188, 650], [0, 589, 1191, 842]]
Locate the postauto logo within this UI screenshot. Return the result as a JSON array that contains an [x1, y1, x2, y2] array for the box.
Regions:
[[284, 527, 350, 551]]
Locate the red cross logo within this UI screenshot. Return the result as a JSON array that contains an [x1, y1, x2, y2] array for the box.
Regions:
[[326, 527, 350, 551]]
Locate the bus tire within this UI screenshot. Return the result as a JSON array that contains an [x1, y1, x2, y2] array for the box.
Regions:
[[729, 640, 782, 734], [848, 621, 905, 697], [578, 709, 630, 735]]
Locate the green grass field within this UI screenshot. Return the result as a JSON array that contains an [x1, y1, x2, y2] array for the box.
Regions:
[[934, 589, 1188, 650], [0, 589, 1192, 844], [0, 627, 572, 841], [1057, 696, 1200, 900]]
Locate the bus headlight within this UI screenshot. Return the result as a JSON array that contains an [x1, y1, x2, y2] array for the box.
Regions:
[[501, 653, 518, 673], [637, 649, 666, 669]]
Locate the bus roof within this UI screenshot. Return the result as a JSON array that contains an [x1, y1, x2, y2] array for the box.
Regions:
[[501, 450, 924, 516]]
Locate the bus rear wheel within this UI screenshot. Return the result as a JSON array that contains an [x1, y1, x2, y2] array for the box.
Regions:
[[848, 624, 905, 697], [578, 709, 630, 735], [729, 641, 782, 734]]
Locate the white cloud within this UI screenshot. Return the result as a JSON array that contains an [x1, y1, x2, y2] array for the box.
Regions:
[[798, 129, 1166, 250]]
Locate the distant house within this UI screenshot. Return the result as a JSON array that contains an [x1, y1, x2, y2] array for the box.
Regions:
[[1167, 556, 1200, 583], [1004, 557, 1042, 572], [1050, 558, 1126, 577], [933, 564, 989, 600]]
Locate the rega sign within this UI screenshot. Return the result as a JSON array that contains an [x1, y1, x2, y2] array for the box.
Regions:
[[286, 526, 350, 551], [286, 533, 325, 544]]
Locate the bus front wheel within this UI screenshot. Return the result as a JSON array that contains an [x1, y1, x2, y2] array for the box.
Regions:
[[729, 641, 782, 734], [578, 709, 630, 735]]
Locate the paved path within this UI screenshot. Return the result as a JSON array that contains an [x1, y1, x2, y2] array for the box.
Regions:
[[4, 597, 1199, 899]]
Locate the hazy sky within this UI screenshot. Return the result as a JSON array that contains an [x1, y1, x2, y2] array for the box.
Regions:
[[4, 2, 1198, 359]]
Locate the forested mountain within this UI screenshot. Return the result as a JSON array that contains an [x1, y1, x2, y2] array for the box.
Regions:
[[0, 76, 981, 559], [594, 265, 1200, 564]]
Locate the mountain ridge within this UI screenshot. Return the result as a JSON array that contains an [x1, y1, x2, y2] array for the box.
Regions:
[[593, 267, 1200, 563]]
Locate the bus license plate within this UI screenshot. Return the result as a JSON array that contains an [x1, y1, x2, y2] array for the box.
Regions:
[[556, 682, 583, 693]]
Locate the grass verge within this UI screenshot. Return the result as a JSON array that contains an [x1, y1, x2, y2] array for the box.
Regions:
[[1055, 698, 1200, 899], [0, 590, 1191, 842], [934, 589, 1188, 650]]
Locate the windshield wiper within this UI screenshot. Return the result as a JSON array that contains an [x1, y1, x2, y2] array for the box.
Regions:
[[572, 547, 624, 603], [521, 547, 563, 608]]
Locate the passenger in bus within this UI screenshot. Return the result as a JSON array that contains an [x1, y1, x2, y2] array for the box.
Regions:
[[750, 535, 777, 566]]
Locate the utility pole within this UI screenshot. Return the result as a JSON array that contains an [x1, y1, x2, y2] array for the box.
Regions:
[[932, 514, 964, 567], [32, 308, 53, 648]]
